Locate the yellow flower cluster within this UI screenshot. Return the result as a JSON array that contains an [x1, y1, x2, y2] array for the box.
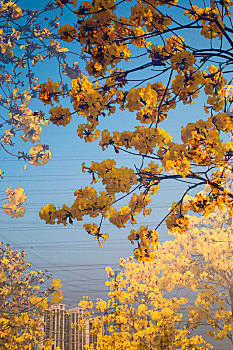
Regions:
[[181, 119, 227, 166], [39, 203, 57, 225], [40, 186, 114, 228], [1, 128, 14, 145], [0, 1, 22, 20], [71, 75, 115, 123], [171, 70, 204, 104], [205, 65, 225, 93], [29, 144, 51, 167], [165, 201, 189, 235], [4, 186, 26, 218], [82, 159, 137, 195], [49, 106, 71, 126], [170, 50, 196, 72], [128, 226, 158, 261], [13, 106, 49, 144], [83, 223, 108, 247], [56, 0, 77, 7], [138, 162, 162, 194], [150, 35, 184, 65], [126, 84, 158, 124], [58, 24, 78, 42], [162, 142, 190, 176], [107, 206, 133, 228], [185, 5, 225, 38], [130, 2, 173, 35], [74, 0, 132, 76], [100, 126, 172, 154], [77, 122, 100, 142], [128, 192, 152, 216], [38, 78, 61, 105]]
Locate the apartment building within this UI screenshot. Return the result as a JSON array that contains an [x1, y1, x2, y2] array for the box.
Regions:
[[38, 304, 94, 350], [65, 307, 90, 350]]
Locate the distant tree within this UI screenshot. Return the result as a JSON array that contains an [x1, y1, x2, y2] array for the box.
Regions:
[[79, 195, 233, 349], [158, 197, 233, 346], [79, 257, 212, 350], [0, 242, 63, 350], [38, 0, 233, 258]]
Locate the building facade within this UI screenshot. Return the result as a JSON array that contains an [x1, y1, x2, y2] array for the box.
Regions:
[[65, 307, 90, 350], [38, 304, 93, 350]]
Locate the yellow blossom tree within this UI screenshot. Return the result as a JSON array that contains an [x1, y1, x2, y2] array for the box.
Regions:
[[157, 199, 233, 346], [0, 242, 63, 350], [38, 0, 233, 257], [79, 258, 212, 350], [79, 198, 233, 349]]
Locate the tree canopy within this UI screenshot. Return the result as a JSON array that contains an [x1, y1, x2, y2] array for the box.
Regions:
[[2, 0, 233, 259], [32, 0, 233, 259], [79, 203, 233, 349], [2, 1, 233, 347], [79, 257, 212, 350], [0, 242, 63, 350]]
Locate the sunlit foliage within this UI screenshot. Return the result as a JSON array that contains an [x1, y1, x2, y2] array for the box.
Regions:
[[38, 0, 233, 258], [159, 201, 233, 345], [80, 202, 233, 348], [79, 258, 212, 349], [0, 242, 63, 350]]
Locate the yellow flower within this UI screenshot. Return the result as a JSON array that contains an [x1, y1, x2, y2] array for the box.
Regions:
[[58, 24, 78, 42], [49, 106, 71, 126]]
